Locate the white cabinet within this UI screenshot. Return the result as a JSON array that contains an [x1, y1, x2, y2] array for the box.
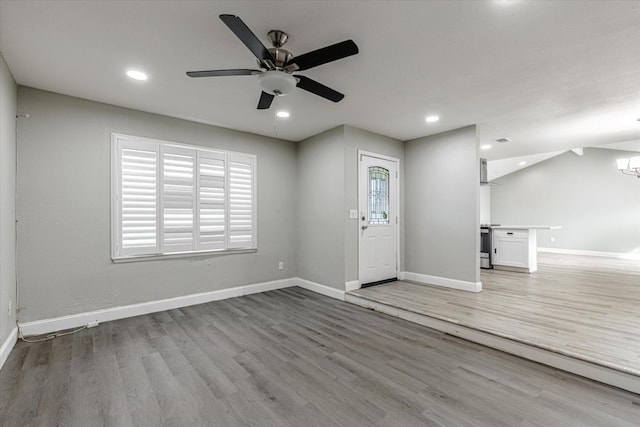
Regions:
[[492, 229, 537, 273]]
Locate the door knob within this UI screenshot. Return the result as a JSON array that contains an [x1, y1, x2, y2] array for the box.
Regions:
[[361, 225, 368, 230]]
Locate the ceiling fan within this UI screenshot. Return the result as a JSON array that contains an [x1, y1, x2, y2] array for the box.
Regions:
[[186, 14, 359, 110]]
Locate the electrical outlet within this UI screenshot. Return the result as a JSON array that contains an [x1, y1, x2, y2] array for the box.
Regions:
[[278, 261, 285, 270]]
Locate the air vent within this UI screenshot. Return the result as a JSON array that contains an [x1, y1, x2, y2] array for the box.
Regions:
[[496, 137, 512, 143]]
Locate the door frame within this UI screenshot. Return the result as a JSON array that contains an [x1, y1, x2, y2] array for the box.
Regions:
[[357, 150, 401, 288]]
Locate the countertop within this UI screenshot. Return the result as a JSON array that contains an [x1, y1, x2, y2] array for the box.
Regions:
[[490, 225, 562, 230]]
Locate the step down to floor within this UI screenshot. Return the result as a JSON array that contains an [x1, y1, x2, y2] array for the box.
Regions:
[[345, 293, 640, 395]]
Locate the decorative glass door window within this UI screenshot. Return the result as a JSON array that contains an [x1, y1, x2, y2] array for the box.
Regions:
[[368, 166, 389, 225]]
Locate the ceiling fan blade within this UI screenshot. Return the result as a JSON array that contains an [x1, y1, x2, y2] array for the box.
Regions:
[[295, 75, 344, 102], [219, 14, 274, 62], [287, 40, 358, 71], [186, 69, 262, 78], [257, 91, 275, 109]]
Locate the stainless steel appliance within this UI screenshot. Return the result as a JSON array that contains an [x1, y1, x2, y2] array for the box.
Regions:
[[480, 224, 500, 269], [480, 158, 489, 185]]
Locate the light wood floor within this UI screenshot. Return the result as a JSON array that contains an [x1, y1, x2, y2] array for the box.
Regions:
[[2, 287, 640, 426], [350, 253, 640, 376]]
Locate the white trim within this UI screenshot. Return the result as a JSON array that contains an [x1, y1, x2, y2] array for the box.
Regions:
[[538, 247, 640, 260], [345, 280, 361, 291], [357, 150, 400, 163], [295, 278, 346, 301], [344, 295, 640, 395], [112, 248, 257, 263], [0, 327, 18, 372], [401, 271, 482, 293], [18, 278, 296, 336]]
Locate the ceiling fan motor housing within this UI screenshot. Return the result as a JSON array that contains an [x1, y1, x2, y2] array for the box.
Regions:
[[258, 70, 296, 96], [263, 48, 293, 69]]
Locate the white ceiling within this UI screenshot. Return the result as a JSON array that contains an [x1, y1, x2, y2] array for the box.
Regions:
[[487, 150, 564, 181], [1, 0, 639, 159]]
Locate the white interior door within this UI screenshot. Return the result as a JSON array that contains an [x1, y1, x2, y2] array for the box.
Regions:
[[359, 153, 398, 285]]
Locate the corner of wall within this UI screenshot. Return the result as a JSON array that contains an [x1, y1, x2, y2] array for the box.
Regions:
[[296, 126, 346, 290], [0, 52, 18, 346]]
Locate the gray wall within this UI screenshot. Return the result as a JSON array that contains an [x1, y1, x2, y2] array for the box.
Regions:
[[405, 126, 480, 283], [480, 185, 491, 225], [296, 127, 346, 289], [0, 54, 17, 343], [492, 147, 640, 253], [17, 87, 297, 322], [343, 126, 404, 283]]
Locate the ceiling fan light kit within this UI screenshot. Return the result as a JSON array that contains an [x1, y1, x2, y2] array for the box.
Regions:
[[186, 14, 359, 110], [617, 156, 640, 178], [258, 71, 296, 96]]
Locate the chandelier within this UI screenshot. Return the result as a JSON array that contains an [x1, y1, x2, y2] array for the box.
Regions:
[[617, 156, 640, 178]]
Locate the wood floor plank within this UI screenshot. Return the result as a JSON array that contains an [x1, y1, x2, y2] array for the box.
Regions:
[[2, 286, 640, 426], [350, 252, 640, 375]]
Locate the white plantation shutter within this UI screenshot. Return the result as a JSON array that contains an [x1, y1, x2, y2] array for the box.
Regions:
[[112, 134, 256, 259], [116, 138, 159, 256], [228, 154, 255, 249], [161, 145, 196, 252], [197, 151, 226, 250]]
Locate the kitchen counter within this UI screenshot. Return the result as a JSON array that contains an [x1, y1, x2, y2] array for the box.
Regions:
[[491, 225, 562, 230], [490, 225, 561, 273]]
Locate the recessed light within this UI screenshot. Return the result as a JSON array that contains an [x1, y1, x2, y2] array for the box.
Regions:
[[425, 115, 440, 123], [126, 70, 148, 81], [276, 111, 290, 118], [518, 161, 527, 166], [481, 144, 492, 150]]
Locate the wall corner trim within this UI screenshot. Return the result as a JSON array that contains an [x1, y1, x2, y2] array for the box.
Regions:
[[0, 327, 18, 372], [18, 278, 297, 336], [295, 278, 346, 301], [401, 271, 482, 293], [345, 280, 361, 292]]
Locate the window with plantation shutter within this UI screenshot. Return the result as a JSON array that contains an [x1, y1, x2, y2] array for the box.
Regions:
[[116, 138, 158, 257], [161, 145, 195, 253], [112, 134, 256, 260], [197, 151, 226, 251], [228, 154, 255, 249]]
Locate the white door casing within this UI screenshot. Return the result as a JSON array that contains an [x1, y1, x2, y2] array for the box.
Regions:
[[358, 152, 399, 285]]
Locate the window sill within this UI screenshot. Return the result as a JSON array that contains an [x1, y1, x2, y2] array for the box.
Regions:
[[111, 248, 257, 263]]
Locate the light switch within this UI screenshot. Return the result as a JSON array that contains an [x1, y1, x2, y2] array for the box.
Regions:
[[349, 209, 358, 219]]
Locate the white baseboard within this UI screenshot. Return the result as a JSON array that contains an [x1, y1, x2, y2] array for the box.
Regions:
[[398, 272, 407, 281], [0, 327, 18, 372], [19, 278, 296, 336], [401, 271, 482, 293], [345, 294, 640, 395], [296, 278, 346, 301], [345, 280, 361, 292], [538, 247, 640, 260]]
